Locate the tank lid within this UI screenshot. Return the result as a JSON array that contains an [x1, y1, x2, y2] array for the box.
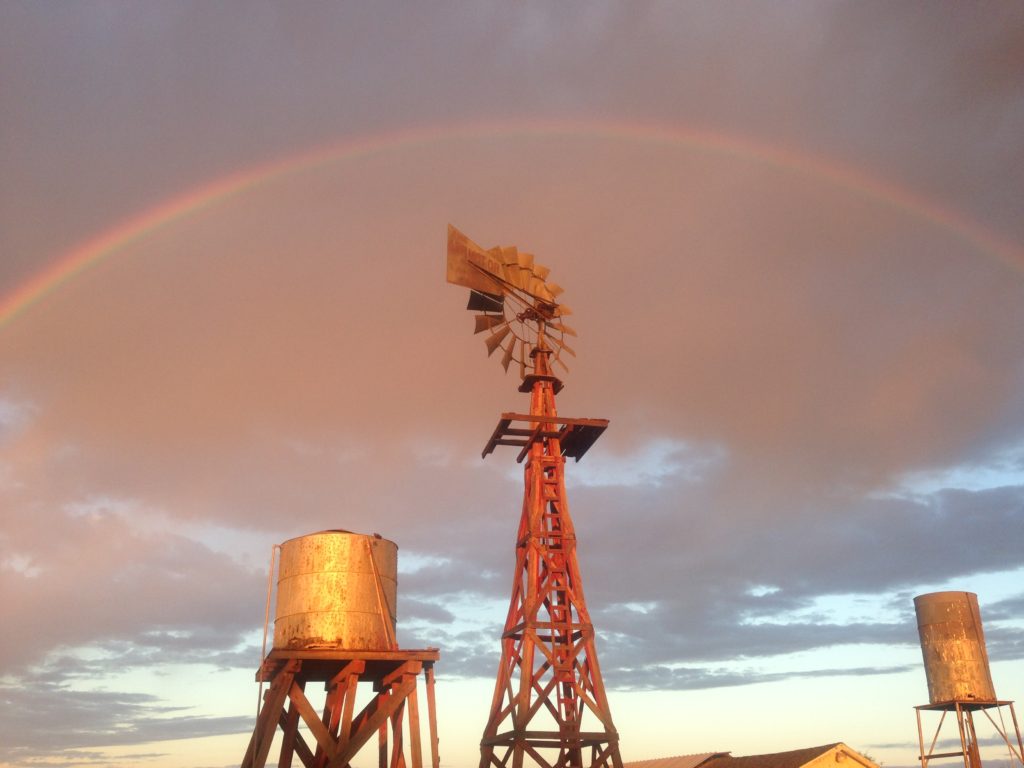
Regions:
[[914, 590, 979, 603], [279, 529, 396, 547]]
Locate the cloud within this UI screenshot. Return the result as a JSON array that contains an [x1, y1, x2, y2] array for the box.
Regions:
[[891, 444, 1024, 496], [400, 597, 458, 625], [569, 437, 727, 488], [0, 495, 264, 670], [0, 671, 250, 760], [0, 396, 35, 439], [611, 662, 916, 693], [1, 2, 1023, 763]]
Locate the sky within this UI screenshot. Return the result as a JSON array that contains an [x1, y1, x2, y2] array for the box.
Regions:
[[1, 2, 1023, 767]]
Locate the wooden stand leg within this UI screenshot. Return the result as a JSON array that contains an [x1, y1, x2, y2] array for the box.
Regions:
[[425, 665, 440, 768], [242, 661, 299, 768]]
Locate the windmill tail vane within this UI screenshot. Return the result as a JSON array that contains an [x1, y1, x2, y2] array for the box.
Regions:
[[446, 224, 577, 379]]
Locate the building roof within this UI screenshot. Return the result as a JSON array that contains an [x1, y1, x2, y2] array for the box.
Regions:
[[625, 753, 729, 768], [627, 743, 878, 768], [703, 744, 842, 768]]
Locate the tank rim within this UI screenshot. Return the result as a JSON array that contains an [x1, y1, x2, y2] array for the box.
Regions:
[[278, 529, 399, 549], [914, 590, 978, 602]]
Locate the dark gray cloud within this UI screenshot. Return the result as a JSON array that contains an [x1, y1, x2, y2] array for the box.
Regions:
[[0, 500, 266, 669], [609, 662, 917, 693], [0, 675, 251, 760], [3, 2, 1022, 277]]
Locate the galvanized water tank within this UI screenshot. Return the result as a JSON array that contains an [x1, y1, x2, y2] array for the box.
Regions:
[[273, 530, 398, 651], [914, 591, 996, 704]]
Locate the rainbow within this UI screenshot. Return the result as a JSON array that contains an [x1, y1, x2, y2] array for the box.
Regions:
[[2, 119, 1021, 329]]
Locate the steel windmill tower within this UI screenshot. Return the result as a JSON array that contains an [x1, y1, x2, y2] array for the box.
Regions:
[[446, 225, 622, 768]]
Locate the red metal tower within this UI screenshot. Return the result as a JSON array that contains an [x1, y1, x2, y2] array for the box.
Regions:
[[446, 225, 622, 768]]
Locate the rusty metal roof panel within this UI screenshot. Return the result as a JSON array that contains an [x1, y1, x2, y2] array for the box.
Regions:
[[702, 744, 862, 768], [625, 753, 729, 768], [627, 744, 878, 768]]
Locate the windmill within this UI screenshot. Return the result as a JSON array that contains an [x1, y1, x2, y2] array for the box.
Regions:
[[446, 224, 623, 768], [445, 224, 577, 379]]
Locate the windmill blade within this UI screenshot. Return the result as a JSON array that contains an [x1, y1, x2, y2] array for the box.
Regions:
[[495, 246, 531, 291], [550, 321, 577, 337], [533, 263, 551, 281], [527, 276, 549, 298], [552, 354, 570, 374], [514, 253, 537, 293], [553, 304, 572, 317], [517, 266, 534, 291], [474, 314, 507, 334], [535, 284, 557, 303], [485, 325, 512, 356], [508, 264, 531, 291], [519, 339, 527, 379], [546, 282, 565, 298], [498, 246, 522, 288], [553, 338, 576, 357], [501, 340, 515, 372], [447, 224, 506, 295], [467, 290, 504, 313]]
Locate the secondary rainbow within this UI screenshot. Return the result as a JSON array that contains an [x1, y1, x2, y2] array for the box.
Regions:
[[3, 119, 1021, 329]]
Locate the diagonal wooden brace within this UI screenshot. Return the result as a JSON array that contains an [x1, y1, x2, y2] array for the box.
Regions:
[[327, 676, 418, 768]]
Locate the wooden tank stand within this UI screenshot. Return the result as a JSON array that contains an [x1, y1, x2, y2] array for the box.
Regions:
[[241, 648, 440, 768]]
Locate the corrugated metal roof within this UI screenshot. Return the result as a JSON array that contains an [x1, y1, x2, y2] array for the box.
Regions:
[[625, 752, 729, 768], [627, 743, 878, 768], [702, 744, 842, 768]]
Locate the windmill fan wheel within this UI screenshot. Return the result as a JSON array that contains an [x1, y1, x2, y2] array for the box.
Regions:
[[469, 288, 575, 378], [446, 224, 577, 379]]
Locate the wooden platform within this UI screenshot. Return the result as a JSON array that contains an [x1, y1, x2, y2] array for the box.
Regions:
[[257, 647, 440, 683], [482, 412, 609, 462]]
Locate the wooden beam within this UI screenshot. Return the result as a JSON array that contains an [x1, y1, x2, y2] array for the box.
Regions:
[[328, 677, 417, 768], [338, 666, 361, 754], [279, 693, 302, 768], [292, 731, 317, 768], [388, 696, 406, 768], [407, 679, 423, 768], [266, 648, 438, 663], [242, 664, 297, 768], [289, 681, 339, 761], [425, 666, 440, 768], [380, 660, 422, 689]]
